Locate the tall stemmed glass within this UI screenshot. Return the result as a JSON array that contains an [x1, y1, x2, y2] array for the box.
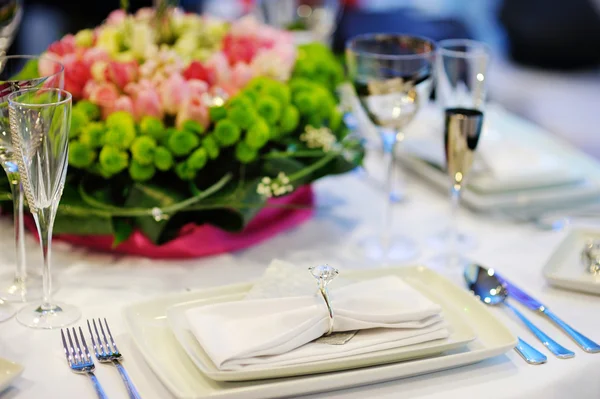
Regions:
[[9, 88, 80, 329], [431, 39, 490, 269], [346, 34, 435, 262], [0, 55, 64, 302]]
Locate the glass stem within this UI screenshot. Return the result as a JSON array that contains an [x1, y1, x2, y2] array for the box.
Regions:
[[449, 183, 461, 260], [34, 207, 55, 311], [7, 175, 27, 284], [381, 131, 398, 256]]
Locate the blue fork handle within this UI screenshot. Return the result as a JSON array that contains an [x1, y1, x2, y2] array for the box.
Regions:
[[88, 372, 109, 399], [543, 309, 600, 353], [505, 302, 575, 359], [113, 360, 142, 399]]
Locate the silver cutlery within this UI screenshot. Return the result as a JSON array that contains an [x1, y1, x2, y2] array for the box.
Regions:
[[88, 318, 142, 399], [464, 264, 575, 360], [61, 327, 109, 399], [496, 271, 600, 353]]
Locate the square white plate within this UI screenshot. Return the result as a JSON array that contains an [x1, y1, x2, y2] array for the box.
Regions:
[[0, 357, 24, 393], [123, 266, 517, 399], [165, 271, 476, 382], [543, 228, 600, 295]]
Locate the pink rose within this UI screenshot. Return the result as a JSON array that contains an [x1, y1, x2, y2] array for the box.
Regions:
[[230, 63, 255, 91], [62, 53, 92, 99], [48, 34, 77, 56], [106, 9, 126, 25], [82, 47, 109, 67], [205, 52, 231, 86], [187, 79, 209, 98], [102, 95, 135, 119], [133, 87, 163, 120], [159, 73, 190, 115], [176, 96, 209, 129], [86, 81, 119, 108], [105, 61, 139, 90], [38, 53, 63, 79]]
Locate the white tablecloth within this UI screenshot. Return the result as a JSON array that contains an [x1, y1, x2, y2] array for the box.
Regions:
[[1, 150, 600, 399]]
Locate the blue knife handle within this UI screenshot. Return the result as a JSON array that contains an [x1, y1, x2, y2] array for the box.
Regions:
[[505, 302, 575, 359], [515, 337, 547, 365], [543, 309, 600, 353]]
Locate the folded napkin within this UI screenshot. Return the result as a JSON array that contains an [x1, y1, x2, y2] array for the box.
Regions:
[[402, 104, 580, 190], [185, 263, 448, 371]]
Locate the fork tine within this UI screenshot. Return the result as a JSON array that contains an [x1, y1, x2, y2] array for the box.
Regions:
[[65, 328, 78, 365], [98, 318, 112, 354], [72, 327, 83, 365], [79, 327, 92, 362], [87, 319, 100, 358], [92, 319, 106, 356], [60, 329, 72, 364], [103, 318, 119, 354]]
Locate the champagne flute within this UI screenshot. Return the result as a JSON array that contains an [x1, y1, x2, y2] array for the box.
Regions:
[[0, 55, 64, 303], [8, 88, 80, 329], [431, 39, 490, 268], [346, 34, 435, 262]]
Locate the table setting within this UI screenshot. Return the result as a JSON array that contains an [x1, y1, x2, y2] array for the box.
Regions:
[[1, 1, 600, 398]]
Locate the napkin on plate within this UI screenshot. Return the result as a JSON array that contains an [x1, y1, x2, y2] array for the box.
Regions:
[[402, 104, 580, 190], [184, 260, 449, 371]]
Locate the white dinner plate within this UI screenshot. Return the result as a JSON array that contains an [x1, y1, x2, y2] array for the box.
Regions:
[[123, 266, 517, 399], [165, 271, 476, 382], [0, 357, 24, 393], [543, 228, 600, 295]]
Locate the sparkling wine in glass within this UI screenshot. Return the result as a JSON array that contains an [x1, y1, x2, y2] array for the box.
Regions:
[[9, 88, 80, 329], [0, 55, 64, 303], [346, 34, 435, 262]]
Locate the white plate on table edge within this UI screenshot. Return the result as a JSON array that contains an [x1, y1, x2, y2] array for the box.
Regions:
[[543, 228, 600, 295], [0, 357, 24, 393], [165, 271, 476, 382], [123, 266, 517, 399]]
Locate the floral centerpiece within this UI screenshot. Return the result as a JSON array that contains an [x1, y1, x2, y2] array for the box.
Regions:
[[0, 8, 363, 258]]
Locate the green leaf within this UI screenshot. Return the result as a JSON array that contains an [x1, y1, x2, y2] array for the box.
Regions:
[[10, 59, 40, 81], [53, 184, 114, 235], [111, 218, 134, 247], [262, 157, 310, 185]]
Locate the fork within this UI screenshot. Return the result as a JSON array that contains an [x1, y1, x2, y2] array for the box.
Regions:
[[88, 318, 142, 399], [61, 327, 109, 399]]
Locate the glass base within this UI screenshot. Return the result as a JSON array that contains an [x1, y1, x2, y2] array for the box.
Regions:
[[0, 272, 44, 302], [427, 228, 478, 252], [426, 252, 473, 272], [0, 301, 15, 322], [16, 302, 81, 329], [353, 234, 419, 264]]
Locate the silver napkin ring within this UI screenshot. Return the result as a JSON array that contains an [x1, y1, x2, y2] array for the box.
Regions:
[[309, 264, 339, 336], [582, 240, 600, 274]]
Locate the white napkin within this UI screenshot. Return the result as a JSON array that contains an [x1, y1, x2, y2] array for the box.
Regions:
[[402, 104, 580, 190], [185, 267, 448, 371]]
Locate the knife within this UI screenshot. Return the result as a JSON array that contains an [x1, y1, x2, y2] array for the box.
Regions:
[[497, 273, 600, 353]]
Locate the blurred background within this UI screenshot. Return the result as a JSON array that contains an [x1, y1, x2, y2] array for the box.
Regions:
[[3, 0, 600, 157]]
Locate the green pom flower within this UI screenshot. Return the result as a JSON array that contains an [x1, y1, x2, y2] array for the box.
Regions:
[[75, 29, 94, 48], [154, 146, 174, 171], [129, 161, 156, 182], [167, 129, 200, 157], [264, 83, 291, 105], [104, 111, 136, 149], [202, 136, 220, 160], [175, 162, 197, 181], [74, 100, 100, 120], [227, 106, 256, 130], [79, 122, 105, 148], [235, 142, 258, 164], [280, 105, 300, 134], [70, 108, 89, 139], [227, 95, 252, 109], [182, 120, 205, 135], [329, 108, 343, 132], [256, 96, 281, 125], [68, 141, 96, 168], [99, 145, 129, 175], [214, 119, 241, 147], [240, 89, 258, 103], [209, 106, 227, 122], [139, 116, 166, 142], [131, 136, 157, 166], [245, 119, 270, 149], [187, 147, 208, 170], [293, 91, 317, 115]]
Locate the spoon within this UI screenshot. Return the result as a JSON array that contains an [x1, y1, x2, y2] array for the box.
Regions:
[[465, 264, 575, 361]]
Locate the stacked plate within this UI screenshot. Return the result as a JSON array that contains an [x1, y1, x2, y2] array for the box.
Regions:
[[123, 266, 517, 399]]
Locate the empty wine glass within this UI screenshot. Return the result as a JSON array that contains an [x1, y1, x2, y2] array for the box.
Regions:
[[255, 0, 341, 45], [429, 39, 490, 269], [0, 55, 63, 302], [346, 34, 435, 263], [8, 88, 80, 329]]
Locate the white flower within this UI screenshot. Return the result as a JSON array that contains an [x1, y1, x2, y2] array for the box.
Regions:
[[257, 172, 294, 198], [300, 125, 337, 151]]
